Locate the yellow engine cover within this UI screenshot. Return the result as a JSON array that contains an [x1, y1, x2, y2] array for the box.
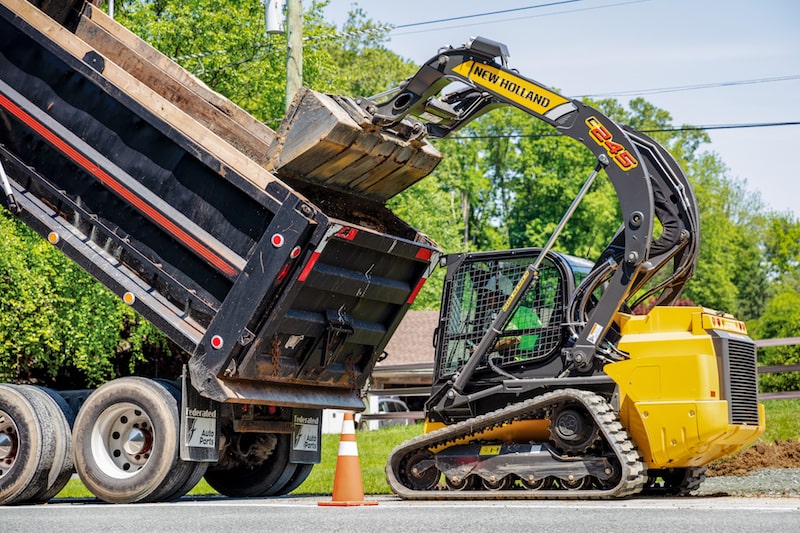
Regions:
[[606, 307, 765, 469]]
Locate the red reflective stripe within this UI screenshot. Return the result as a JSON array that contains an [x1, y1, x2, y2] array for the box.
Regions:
[[298, 251, 321, 281], [276, 263, 291, 282], [334, 227, 358, 240], [407, 277, 427, 304], [415, 247, 433, 261], [0, 92, 239, 278]]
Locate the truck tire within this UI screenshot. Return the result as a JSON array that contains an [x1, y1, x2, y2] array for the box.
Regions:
[[0, 384, 56, 505], [260, 459, 299, 497], [271, 462, 314, 496], [17, 386, 74, 503], [204, 433, 294, 497], [142, 379, 208, 502], [72, 377, 180, 503], [157, 461, 209, 502]]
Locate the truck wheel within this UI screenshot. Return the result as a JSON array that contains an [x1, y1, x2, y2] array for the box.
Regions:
[[204, 433, 293, 497], [72, 377, 180, 503], [141, 379, 207, 502], [272, 463, 314, 496], [0, 384, 56, 505], [260, 459, 299, 497], [17, 386, 74, 503], [157, 461, 209, 502]]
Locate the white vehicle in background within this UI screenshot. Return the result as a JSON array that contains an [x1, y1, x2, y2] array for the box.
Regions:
[[322, 397, 411, 433], [358, 397, 412, 431]]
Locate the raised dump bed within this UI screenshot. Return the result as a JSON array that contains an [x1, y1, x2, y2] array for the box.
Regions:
[[0, 0, 443, 408]]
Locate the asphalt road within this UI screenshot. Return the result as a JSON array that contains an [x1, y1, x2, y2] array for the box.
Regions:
[[5, 495, 799, 533]]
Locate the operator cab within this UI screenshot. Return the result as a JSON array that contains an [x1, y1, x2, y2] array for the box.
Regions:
[[432, 248, 592, 390]]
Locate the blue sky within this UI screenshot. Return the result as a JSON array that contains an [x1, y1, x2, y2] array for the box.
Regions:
[[320, 0, 800, 217]]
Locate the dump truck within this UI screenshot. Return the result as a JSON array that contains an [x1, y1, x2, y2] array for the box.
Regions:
[[361, 36, 765, 499], [0, 0, 441, 504]]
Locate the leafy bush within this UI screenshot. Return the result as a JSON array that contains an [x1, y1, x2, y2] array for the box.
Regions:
[[0, 211, 172, 388]]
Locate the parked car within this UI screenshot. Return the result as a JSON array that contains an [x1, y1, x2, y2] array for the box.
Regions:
[[357, 396, 411, 431]]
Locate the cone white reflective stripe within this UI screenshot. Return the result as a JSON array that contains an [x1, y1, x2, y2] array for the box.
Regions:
[[341, 417, 356, 435], [338, 440, 359, 457]]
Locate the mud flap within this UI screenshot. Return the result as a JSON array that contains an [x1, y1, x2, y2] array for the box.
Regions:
[[180, 366, 220, 462], [290, 408, 322, 464]]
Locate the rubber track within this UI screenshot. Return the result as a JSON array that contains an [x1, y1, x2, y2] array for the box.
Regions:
[[385, 389, 647, 500], [643, 466, 707, 496]]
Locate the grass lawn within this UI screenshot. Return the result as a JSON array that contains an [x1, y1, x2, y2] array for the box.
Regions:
[[760, 398, 800, 442], [55, 399, 799, 499]]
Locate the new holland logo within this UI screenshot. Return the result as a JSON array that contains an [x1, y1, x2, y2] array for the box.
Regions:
[[452, 61, 572, 118]]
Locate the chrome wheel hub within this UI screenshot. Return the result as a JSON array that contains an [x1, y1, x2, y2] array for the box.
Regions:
[[0, 411, 18, 475], [91, 403, 154, 479]]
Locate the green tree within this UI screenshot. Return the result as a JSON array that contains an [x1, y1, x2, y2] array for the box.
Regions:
[[595, 98, 771, 318], [116, 0, 417, 122], [752, 212, 800, 390], [116, 0, 321, 124], [764, 212, 800, 280], [509, 113, 615, 257], [324, 7, 418, 97], [424, 133, 485, 250], [388, 174, 462, 309], [428, 106, 616, 256], [682, 152, 772, 317]]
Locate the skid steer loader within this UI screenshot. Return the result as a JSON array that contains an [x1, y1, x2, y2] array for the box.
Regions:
[[358, 36, 765, 499]]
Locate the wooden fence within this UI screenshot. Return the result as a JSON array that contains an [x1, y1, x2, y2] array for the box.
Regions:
[[754, 337, 800, 400]]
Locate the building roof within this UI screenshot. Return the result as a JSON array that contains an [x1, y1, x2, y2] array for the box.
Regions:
[[379, 310, 439, 366]]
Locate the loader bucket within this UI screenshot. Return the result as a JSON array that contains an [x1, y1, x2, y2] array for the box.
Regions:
[[267, 87, 442, 202]]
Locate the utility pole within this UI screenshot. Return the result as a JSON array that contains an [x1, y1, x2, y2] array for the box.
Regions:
[[285, 0, 303, 112], [266, 0, 303, 112]]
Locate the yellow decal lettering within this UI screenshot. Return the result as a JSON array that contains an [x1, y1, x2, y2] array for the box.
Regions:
[[452, 61, 569, 116], [502, 269, 530, 313], [585, 116, 639, 171], [479, 445, 502, 456]]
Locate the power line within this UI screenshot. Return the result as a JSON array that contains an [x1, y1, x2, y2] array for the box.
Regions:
[[392, 0, 652, 36], [441, 121, 800, 140], [647, 121, 800, 132], [576, 75, 800, 98], [393, 1, 581, 29]]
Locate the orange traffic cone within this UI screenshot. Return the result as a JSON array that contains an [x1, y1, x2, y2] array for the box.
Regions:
[[318, 412, 379, 507]]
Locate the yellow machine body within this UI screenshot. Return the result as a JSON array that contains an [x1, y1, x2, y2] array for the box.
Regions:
[[606, 306, 764, 469]]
